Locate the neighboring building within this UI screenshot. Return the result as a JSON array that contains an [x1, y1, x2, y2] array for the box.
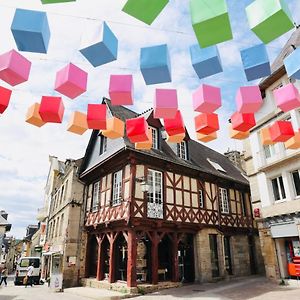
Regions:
[[23, 225, 39, 257], [5, 238, 23, 273], [41, 158, 85, 287], [0, 211, 11, 266], [79, 98, 263, 291], [224, 150, 246, 173], [243, 28, 300, 280]]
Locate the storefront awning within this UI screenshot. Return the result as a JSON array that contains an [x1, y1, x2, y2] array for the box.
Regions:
[[270, 222, 299, 238]]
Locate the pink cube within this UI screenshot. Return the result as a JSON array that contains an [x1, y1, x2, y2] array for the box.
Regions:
[[236, 86, 262, 113], [273, 83, 300, 112], [87, 104, 107, 130], [55, 63, 87, 99], [39, 96, 65, 123], [0, 49, 31, 86], [109, 75, 133, 105], [154, 88, 178, 118], [193, 84, 221, 113]]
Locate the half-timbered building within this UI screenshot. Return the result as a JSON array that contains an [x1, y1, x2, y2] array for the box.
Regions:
[[79, 98, 263, 289]]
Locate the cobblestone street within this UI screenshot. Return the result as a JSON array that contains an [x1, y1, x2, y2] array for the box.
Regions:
[[1, 276, 300, 300]]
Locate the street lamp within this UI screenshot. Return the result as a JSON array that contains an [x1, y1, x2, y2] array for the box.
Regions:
[[135, 177, 150, 193]]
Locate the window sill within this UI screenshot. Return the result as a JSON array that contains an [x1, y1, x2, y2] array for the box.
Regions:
[[111, 200, 123, 207], [274, 199, 287, 204]]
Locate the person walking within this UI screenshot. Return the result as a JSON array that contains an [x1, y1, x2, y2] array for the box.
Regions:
[[0, 267, 8, 287], [25, 263, 34, 287]]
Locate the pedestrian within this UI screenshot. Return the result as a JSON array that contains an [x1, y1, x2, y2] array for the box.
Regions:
[[25, 263, 34, 288], [0, 266, 8, 287]]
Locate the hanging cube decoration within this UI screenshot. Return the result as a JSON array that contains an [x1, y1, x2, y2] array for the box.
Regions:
[[166, 132, 185, 143], [236, 86, 263, 113], [240, 43, 271, 81], [273, 83, 300, 112], [229, 124, 250, 140], [197, 131, 217, 142], [0, 49, 31, 86], [190, 44, 223, 80], [269, 120, 294, 142], [67, 111, 88, 135], [154, 88, 178, 118], [246, 0, 294, 44], [285, 132, 300, 149], [164, 110, 185, 136], [122, 0, 169, 25], [80, 21, 118, 67], [231, 112, 256, 132], [39, 96, 64, 123], [126, 116, 149, 143], [41, 0, 76, 4], [55, 63, 87, 99], [260, 127, 274, 145], [135, 129, 152, 150], [0, 86, 12, 114], [140, 44, 171, 85], [102, 117, 124, 139], [109, 75, 133, 105], [25, 103, 46, 127], [11, 8, 50, 54], [284, 48, 300, 80], [193, 84, 221, 113], [195, 113, 219, 134], [190, 0, 232, 48], [87, 104, 107, 130]]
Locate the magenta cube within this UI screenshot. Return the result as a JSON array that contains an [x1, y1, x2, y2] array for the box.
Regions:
[[273, 83, 300, 112], [236, 85, 262, 113], [193, 84, 221, 113], [109, 74, 133, 105], [154, 89, 178, 118], [0, 49, 31, 86], [55, 63, 87, 99]]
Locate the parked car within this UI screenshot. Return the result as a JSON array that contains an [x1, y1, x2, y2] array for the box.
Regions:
[[14, 257, 41, 285]]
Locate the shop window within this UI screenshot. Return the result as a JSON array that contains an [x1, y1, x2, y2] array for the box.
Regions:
[[92, 181, 100, 211], [112, 170, 123, 206], [209, 234, 220, 277], [219, 187, 229, 214], [291, 170, 300, 197], [271, 176, 286, 201]]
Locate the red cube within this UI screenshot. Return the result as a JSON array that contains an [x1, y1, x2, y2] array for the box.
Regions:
[[269, 121, 294, 142], [87, 104, 107, 130], [231, 112, 256, 132], [126, 116, 149, 143], [0, 86, 12, 114], [195, 112, 219, 134], [164, 110, 185, 136], [39, 96, 64, 123]]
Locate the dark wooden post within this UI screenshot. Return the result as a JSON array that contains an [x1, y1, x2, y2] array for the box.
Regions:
[[171, 234, 179, 282], [96, 234, 104, 281], [151, 232, 159, 285], [107, 232, 117, 283], [127, 231, 137, 287]]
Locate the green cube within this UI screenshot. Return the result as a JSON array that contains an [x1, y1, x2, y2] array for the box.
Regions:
[[41, 0, 76, 4], [246, 0, 294, 44], [190, 0, 232, 48], [122, 0, 169, 25]]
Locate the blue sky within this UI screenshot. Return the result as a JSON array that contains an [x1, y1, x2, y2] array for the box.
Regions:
[[0, 0, 299, 238]]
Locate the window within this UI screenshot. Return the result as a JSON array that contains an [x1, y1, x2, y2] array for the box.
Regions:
[[208, 158, 226, 173], [92, 181, 100, 211], [219, 188, 229, 213], [112, 170, 123, 206], [224, 236, 233, 275], [59, 214, 64, 236], [240, 192, 247, 216], [271, 176, 286, 201], [55, 217, 59, 237], [199, 189, 204, 208], [20, 258, 40, 268], [263, 144, 275, 159], [64, 180, 68, 202], [60, 185, 64, 205], [209, 234, 220, 278], [177, 141, 187, 160], [99, 135, 107, 155], [147, 169, 162, 204], [291, 170, 300, 197], [149, 126, 158, 150]]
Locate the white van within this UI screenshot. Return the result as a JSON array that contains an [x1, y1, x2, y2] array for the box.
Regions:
[[14, 257, 41, 285]]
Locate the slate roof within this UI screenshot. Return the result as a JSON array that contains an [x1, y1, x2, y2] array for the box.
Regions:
[[80, 98, 248, 186], [0, 215, 11, 232]]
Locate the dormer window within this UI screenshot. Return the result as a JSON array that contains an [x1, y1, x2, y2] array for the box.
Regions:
[[177, 141, 187, 160], [207, 158, 226, 173], [99, 135, 107, 155], [149, 126, 158, 150]]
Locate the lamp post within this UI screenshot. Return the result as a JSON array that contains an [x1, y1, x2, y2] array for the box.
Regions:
[[136, 177, 150, 193]]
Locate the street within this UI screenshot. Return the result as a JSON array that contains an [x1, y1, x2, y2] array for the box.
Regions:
[[1, 275, 300, 300]]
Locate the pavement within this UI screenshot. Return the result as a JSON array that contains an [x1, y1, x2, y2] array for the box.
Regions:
[[1, 275, 300, 300]]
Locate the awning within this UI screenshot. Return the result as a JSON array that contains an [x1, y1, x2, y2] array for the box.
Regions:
[[270, 222, 299, 238]]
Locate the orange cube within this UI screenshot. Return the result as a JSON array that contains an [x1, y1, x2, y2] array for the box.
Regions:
[[25, 103, 46, 127], [67, 111, 88, 135], [260, 127, 274, 145], [102, 117, 124, 139], [197, 131, 217, 142], [135, 129, 152, 150], [229, 125, 250, 140], [285, 132, 300, 149], [166, 132, 185, 143]]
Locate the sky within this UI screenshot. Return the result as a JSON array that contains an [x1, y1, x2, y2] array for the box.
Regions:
[[0, 0, 299, 238]]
